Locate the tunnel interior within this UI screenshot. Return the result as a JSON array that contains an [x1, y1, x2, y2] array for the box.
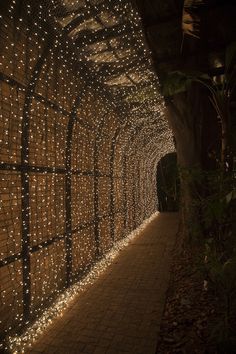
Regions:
[[0, 0, 174, 342], [1, 0, 235, 351]]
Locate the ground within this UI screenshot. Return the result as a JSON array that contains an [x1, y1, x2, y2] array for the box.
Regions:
[[12, 213, 230, 354], [157, 244, 220, 354], [26, 213, 178, 354]]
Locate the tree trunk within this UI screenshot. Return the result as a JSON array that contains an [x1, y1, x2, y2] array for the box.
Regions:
[[165, 85, 203, 241]]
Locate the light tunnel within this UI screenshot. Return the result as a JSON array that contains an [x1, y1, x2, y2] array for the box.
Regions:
[[0, 0, 174, 341]]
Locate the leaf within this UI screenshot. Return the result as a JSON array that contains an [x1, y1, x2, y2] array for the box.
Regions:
[[226, 191, 233, 204], [225, 190, 236, 204], [162, 71, 191, 96], [162, 70, 211, 97], [225, 42, 236, 72]]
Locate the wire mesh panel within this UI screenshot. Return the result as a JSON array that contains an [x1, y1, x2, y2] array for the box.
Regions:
[[30, 240, 67, 311], [71, 175, 94, 227], [97, 138, 112, 175], [98, 177, 111, 215], [29, 102, 68, 168], [72, 227, 97, 276], [0, 82, 24, 164], [114, 212, 125, 241], [0, 260, 23, 334], [29, 174, 66, 246], [98, 217, 113, 253], [114, 178, 123, 212], [71, 123, 94, 172], [0, 0, 174, 345], [0, 172, 22, 259], [0, 18, 41, 86]]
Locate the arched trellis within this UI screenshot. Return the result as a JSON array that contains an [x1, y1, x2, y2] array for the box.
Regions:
[[123, 121, 173, 225], [128, 126, 153, 227], [109, 126, 124, 242], [107, 116, 159, 240], [93, 107, 122, 257], [16, 4, 124, 318], [125, 125, 161, 223], [21, 32, 54, 320], [110, 120, 159, 232], [109, 121, 140, 238], [111, 123, 141, 231], [0, 0, 174, 343], [132, 135, 170, 220], [19, 19, 98, 320], [65, 92, 87, 287]]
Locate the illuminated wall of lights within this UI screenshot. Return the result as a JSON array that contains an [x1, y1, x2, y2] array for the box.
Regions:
[[0, 0, 174, 348]]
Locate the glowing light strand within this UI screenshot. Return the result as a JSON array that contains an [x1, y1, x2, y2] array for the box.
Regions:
[[8, 212, 159, 354]]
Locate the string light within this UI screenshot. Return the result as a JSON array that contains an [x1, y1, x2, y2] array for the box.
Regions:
[[8, 212, 159, 353], [0, 0, 174, 352]]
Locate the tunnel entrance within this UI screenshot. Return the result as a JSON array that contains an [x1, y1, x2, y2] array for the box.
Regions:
[[156, 152, 179, 212]]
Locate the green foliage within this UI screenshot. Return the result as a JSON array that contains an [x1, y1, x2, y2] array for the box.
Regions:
[[179, 163, 236, 349], [205, 249, 236, 295], [225, 190, 236, 204], [205, 248, 236, 352], [162, 41, 236, 349], [163, 41, 236, 98], [162, 71, 210, 97], [190, 167, 236, 349]]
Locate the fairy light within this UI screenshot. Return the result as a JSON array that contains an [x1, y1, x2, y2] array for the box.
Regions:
[[8, 212, 160, 354], [0, 0, 174, 352]]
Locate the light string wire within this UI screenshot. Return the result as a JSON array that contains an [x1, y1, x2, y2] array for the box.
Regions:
[[8, 212, 159, 353]]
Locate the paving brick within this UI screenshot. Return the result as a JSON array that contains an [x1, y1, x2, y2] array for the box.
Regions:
[[30, 213, 178, 354]]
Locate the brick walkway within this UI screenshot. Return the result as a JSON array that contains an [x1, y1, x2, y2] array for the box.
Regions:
[[29, 213, 179, 354]]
